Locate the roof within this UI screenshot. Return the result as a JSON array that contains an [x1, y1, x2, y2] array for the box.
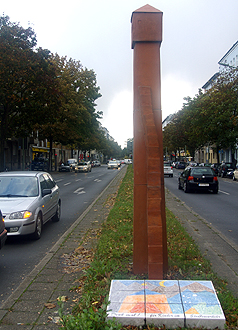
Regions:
[[218, 40, 238, 65], [133, 4, 162, 13], [202, 72, 219, 89], [131, 4, 162, 22]]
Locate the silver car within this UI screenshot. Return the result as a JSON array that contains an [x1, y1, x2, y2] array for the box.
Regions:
[[0, 172, 61, 239], [107, 161, 119, 169], [163, 162, 173, 177], [75, 162, 91, 173], [0, 210, 7, 249]]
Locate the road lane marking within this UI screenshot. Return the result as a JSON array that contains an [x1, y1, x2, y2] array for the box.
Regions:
[[219, 190, 230, 195], [64, 182, 71, 186], [74, 187, 86, 195], [55, 179, 63, 182], [94, 179, 102, 182]]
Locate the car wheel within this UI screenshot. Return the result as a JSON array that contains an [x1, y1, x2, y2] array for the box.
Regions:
[[52, 202, 61, 222], [233, 175, 236, 181], [184, 182, 190, 193], [178, 180, 182, 190], [32, 213, 42, 240], [213, 188, 218, 194]]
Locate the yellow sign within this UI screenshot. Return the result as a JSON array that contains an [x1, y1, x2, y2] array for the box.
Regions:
[[32, 147, 49, 153]]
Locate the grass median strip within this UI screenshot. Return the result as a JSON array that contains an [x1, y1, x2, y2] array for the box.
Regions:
[[59, 165, 238, 329]]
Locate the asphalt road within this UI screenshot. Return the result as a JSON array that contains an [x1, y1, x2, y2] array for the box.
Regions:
[[164, 168, 238, 247], [0, 164, 123, 307]]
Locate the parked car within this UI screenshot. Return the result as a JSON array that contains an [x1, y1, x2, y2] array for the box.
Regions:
[[108, 160, 119, 169], [226, 169, 235, 179], [92, 160, 101, 167], [75, 161, 91, 173], [178, 166, 218, 193], [189, 162, 197, 167], [124, 159, 132, 164], [0, 171, 61, 239], [233, 165, 238, 181], [31, 157, 48, 171], [0, 210, 7, 249], [66, 159, 78, 171], [163, 162, 173, 177], [218, 162, 236, 177], [59, 162, 71, 172], [210, 163, 220, 175], [175, 161, 187, 169]]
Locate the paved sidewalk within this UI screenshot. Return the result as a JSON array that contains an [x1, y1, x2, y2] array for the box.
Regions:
[[165, 188, 238, 299], [0, 166, 127, 329], [0, 169, 237, 329]]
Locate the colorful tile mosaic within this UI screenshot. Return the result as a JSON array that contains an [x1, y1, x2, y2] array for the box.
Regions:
[[107, 280, 225, 329]]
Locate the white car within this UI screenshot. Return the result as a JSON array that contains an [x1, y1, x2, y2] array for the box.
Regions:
[[108, 161, 119, 169], [233, 166, 238, 181], [92, 160, 101, 167], [75, 161, 91, 173], [164, 162, 173, 177]]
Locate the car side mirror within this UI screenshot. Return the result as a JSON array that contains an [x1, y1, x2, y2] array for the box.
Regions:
[[42, 188, 52, 197]]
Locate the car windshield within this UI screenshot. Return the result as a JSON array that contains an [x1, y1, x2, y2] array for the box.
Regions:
[[0, 176, 39, 197], [191, 168, 214, 176], [79, 162, 87, 165], [67, 160, 76, 164]]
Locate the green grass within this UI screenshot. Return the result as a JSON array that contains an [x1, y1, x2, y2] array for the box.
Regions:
[[59, 165, 238, 329]]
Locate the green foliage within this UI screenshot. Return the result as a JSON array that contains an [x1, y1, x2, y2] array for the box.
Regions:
[[0, 14, 119, 171], [58, 297, 121, 330], [163, 69, 238, 158]]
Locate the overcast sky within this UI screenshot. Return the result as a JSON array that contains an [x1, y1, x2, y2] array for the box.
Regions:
[[2, 0, 238, 148]]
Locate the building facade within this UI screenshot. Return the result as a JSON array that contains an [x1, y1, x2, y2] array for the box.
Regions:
[[197, 40, 238, 165]]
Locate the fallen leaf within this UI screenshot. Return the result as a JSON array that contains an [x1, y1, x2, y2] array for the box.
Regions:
[[44, 303, 56, 309]]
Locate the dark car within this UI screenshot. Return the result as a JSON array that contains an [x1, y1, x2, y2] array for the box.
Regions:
[[218, 162, 236, 178], [175, 161, 187, 169], [59, 162, 71, 172], [31, 157, 48, 171], [210, 163, 220, 175], [0, 210, 7, 249], [178, 166, 218, 193]]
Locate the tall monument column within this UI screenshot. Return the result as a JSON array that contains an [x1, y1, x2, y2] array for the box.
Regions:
[[131, 4, 168, 279]]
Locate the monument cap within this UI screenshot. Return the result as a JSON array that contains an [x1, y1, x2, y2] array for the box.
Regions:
[[131, 4, 163, 49]]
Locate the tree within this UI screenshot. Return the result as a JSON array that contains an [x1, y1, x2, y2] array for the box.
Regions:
[[0, 15, 60, 171], [33, 54, 102, 169], [163, 68, 238, 162]]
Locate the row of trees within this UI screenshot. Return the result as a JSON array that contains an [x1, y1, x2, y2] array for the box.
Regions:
[[163, 68, 238, 161], [0, 15, 123, 171]]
